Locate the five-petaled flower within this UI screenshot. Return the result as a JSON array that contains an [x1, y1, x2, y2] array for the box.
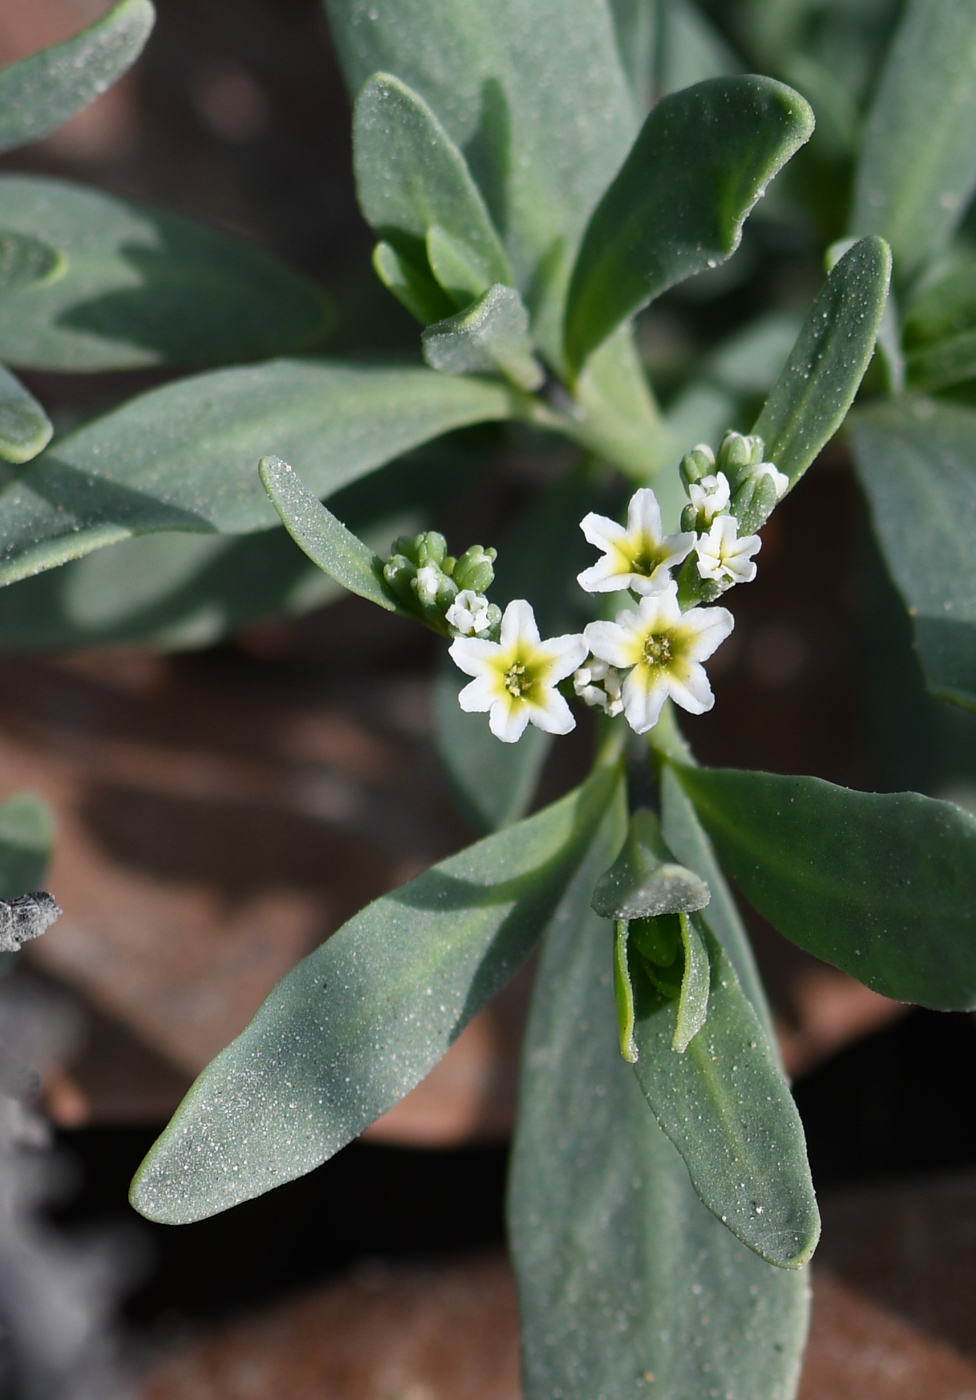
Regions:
[[578, 488, 695, 596], [688, 472, 731, 525], [583, 583, 734, 734], [695, 515, 761, 587], [449, 599, 587, 743], [445, 589, 492, 636]]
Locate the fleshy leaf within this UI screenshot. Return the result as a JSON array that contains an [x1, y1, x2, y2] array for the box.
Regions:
[[130, 764, 621, 1223], [509, 795, 811, 1400], [0, 176, 335, 370], [354, 73, 510, 307], [564, 325, 676, 481], [850, 0, 976, 282], [0, 364, 53, 465], [677, 763, 976, 1009], [324, 0, 636, 363], [563, 76, 814, 375], [372, 241, 456, 325], [0, 232, 63, 294], [592, 807, 710, 919], [0, 0, 154, 156], [629, 915, 820, 1267], [0, 360, 514, 585], [751, 236, 891, 502], [422, 284, 542, 389], [850, 394, 976, 709], [260, 455, 398, 613]]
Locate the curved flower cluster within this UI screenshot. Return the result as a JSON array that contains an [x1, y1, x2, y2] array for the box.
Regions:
[[437, 430, 786, 742]]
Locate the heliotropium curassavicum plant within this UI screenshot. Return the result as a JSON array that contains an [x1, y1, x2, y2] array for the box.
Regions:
[[3, 0, 976, 1395]]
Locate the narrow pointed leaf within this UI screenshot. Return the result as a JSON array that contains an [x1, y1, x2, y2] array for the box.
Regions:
[[0, 0, 154, 156], [751, 236, 891, 496], [509, 799, 810, 1400], [592, 807, 710, 919], [677, 763, 976, 1009], [673, 911, 709, 1051], [630, 917, 819, 1267], [0, 176, 335, 370], [0, 360, 514, 585], [354, 73, 510, 306], [850, 395, 976, 709], [130, 764, 621, 1224], [325, 0, 636, 361], [850, 0, 976, 281], [260, 456, 398, 613], [0, 364, 52, 465], [0, 233, 63, 294], [564, 76, 814, 374], [422, 284, 542, 389]]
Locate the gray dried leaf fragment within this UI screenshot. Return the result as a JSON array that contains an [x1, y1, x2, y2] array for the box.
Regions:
[[0, 893, 61, 952]]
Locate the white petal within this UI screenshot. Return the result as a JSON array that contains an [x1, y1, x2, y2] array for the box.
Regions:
[[636, 581, 682, 629], [667, 661, 715, 715], [621, 666, 669, 734], [542, 632, 589, 681], [680, 606, 734, 662], [500, 598, 540, 647], [449, 636, 501, 678], [527, 688, 576, 735], [580, 512, 630, 552], [489, 698, 530, 742], [584, 620, 641, 669], [627, 487, 662, 542], [458, 674, 498, 712], [577, 557, 634, 593]]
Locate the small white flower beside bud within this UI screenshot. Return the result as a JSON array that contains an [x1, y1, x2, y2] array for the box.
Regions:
[[414, 565, 446, 603], [688, 472, 731, 525], [445, 590, 493, 636], [695, 515, 762, 587], [573, 658, 624, 717]]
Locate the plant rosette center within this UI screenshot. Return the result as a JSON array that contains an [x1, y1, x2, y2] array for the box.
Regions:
[[448, 598, 587, 743]]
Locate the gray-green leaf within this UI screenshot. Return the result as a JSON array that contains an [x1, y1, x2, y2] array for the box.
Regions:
[[751, 236, 891, 502], [592, 807, 710, 918], [563, 76, 814, 375], [0, 364, 52, 465], [354, 73, 510, 307], [260, 455, 397, 613], [509, 796, 810, 1400], [630, 916, 819, 1267], [324, 0, 636, 363], [0, 176, 335, 370], [850, 394, 976, 709], [422, 284, 542, 390], [850, 0, 976, 282], [677, 762, 976, 1009], [0, 360, 514, 585], [130, 763, 621, 1223], [0, 0, 154, 157]]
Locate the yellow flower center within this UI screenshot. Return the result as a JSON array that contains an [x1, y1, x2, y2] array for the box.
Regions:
[[504, 661, 527, 697], [643, 632, 674, 667]]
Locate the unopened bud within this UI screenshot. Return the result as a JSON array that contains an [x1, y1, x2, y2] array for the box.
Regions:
[[453, 544, 497, 593], [680, 444, 716, 490]]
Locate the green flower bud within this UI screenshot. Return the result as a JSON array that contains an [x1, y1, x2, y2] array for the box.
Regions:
[[732, 470, 780, 535], [452, 544, 497, 593], [383, 553, 418, 609], [679, 444, 716, 490], [717, 431, 767, 490]]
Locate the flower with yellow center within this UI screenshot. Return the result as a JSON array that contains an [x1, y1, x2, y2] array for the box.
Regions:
[[583, 583, 734, 734], [449, 599, 587, 743], [577, 487, 695, 596]]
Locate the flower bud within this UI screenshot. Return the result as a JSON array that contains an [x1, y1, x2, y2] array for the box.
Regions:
[[452, 544, 497, 593], [731, 464, 787, 534], [680, 444, 716, 490]]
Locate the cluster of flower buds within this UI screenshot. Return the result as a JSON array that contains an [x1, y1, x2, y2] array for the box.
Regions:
[[383, 530, 501, 637]]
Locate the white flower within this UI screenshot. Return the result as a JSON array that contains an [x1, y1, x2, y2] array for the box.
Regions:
[[695, 515, 761, 587], [414, 564, 444, 602], [688, 472, 731, 524], [449, 599, 587, 743], [584, 583, 733, 734], [573, 657, 624, 717], [445, 589, 492, 636], [578, 487, 695, 596]]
